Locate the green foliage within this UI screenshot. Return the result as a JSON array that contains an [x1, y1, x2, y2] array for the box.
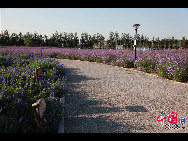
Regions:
[[1, 30, 188, 49], [0, 54, 66, 133], [135, 59, 156, 73], [156, 62, 188, 82], [156, 63, 169, 79], [96, 57, 103, 63], [119, 60, 134, 68], [24, 36, 33, 46]]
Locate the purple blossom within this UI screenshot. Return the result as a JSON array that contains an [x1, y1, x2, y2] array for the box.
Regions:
[[19, 116, 24, 123], [17, 98, 22, 104]]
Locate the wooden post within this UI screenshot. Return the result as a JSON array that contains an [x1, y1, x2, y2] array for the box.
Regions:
[[35, 68, 38, 83], [35, 67, 42, 83], [38, 68, 42, 76], [32, 98, 47, 133], [0, 94, 2, 101]]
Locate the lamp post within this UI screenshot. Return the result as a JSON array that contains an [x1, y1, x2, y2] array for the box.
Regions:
[[133, 24, 140, 60]]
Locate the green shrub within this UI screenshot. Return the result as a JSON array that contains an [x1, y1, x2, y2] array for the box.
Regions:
[[0, 54, 66, 133], [24, 37, 33, 46], [156, 63, 169, 79], [135, 59, 156, 73]]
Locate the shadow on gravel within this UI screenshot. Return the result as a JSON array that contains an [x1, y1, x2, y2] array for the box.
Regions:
[[125, 106, 148, 112], [64, 66, 148, 133], [64, 116, 146, 133], [65, 67, 98, 83]]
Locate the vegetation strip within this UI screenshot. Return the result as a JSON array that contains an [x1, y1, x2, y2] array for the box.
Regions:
[[0, 30, 188, 50], [1, 47, 187, 82], [0, 46, 187, 132], [0, 53, 66, 133]]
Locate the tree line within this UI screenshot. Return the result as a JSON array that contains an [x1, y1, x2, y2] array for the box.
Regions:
[[0, 30, 188, 49]]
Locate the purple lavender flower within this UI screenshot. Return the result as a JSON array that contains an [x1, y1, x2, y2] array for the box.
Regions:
[[19, 116, 24, 123], [17, 98, 22, 104]]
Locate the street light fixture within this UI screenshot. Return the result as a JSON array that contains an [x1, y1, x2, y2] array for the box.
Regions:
[[133, 24, 140, 60]]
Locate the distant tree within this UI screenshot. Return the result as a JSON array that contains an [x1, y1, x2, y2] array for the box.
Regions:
[[48, 31, 61, 47], [171, 37, 176, 49], [126, 33, 132, 49], [9, 33, 19, 46], [31, 32, 43, 46], [43, 35, 49, 46], [73, 32, 79, 48], [140, 34, 145, 48], [182, 36, 186, 49], [0, 30, 10, 46], [66, 32, 79, 48], [151, 37, 157, 50], [106, 32, 116, 49], [1, 29, 188, 50], [24, 36, 33, 46], [80, 32, 93, 49], [185, 38, 188, 49], [163, 38, 167, 50], [120, 33, 126, 49], [114, 32, 120, 47], [17, 32, 24, 46], [144, 36, 150, 49], [94, 33, 105, 48]]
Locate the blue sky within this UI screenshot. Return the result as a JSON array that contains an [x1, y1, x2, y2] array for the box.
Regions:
[[1, 8, 188, 40]]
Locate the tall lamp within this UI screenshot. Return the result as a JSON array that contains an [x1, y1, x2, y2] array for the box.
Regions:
[[133, 24, 140, 60]]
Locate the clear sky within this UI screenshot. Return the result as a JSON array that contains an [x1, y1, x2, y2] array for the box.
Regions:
[[1, 8, 188, 40]]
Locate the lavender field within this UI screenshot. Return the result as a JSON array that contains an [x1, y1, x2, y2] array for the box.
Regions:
[[1, 46, 188, 82], [0, 46, 188, 132], [0, 52, 66, 132]]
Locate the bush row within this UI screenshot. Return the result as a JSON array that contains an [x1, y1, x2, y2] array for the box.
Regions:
[[0, 53, 66, 133]]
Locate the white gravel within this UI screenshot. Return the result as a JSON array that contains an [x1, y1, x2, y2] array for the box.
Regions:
[[57, 59, 188, 133]]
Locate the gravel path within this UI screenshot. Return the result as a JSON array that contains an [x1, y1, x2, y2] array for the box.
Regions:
[[57, 59, 188, 133]]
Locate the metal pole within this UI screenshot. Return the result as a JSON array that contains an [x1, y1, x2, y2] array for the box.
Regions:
[[135, 28, 137, 60]]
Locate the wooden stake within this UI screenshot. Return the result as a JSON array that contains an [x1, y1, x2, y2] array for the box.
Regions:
[[32, 98, 47, 133], [35, 67, 42, 83]]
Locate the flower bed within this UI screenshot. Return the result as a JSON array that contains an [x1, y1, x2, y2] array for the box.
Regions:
[[45, 48, 188, 82], [134, 49, 188, 82], [0, 53, 66, 133], [0, 47, 188, 82]]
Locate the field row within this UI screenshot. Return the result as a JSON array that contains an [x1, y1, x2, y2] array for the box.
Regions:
[[0, 47, 188, 132], [1, 47, 187, 82], [0, 53, 66, 132]]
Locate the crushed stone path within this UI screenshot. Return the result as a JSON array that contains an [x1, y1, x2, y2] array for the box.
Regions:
[[57, 59, 188, 133]]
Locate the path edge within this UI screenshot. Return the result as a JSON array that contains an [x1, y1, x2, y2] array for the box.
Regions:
[[58, 97, 65, 133]]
